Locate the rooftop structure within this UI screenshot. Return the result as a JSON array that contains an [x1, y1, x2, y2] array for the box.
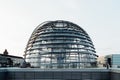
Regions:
[[24, 20, 98, 68], [0, 50, 23, 67]]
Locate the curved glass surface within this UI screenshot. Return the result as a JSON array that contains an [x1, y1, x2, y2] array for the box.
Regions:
[[25, 20, 98, 68]]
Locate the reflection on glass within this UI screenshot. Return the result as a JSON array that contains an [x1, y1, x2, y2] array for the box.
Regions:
[[25, 20, 98, 68]]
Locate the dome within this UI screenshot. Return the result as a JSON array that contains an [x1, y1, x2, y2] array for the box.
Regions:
[[25, 20, 98, 68]]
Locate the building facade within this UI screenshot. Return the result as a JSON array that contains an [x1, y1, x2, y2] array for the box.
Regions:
[[105, 54, 120, 68], [24, 20, 98, 68], [0, 53, 23, 67]]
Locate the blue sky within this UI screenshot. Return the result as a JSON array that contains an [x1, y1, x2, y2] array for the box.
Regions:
[[0, 0, 120, 57]]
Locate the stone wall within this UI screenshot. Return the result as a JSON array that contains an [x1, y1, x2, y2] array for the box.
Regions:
[[110, 69, 120, 80], [1, 68, 120, 80], [0, 69, 7, 80]]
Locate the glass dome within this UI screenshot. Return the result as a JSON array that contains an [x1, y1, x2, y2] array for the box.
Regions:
[[24, 20, 98, 68]]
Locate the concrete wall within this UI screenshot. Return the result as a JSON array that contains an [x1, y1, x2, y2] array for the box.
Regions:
[[0, 68, 112, 80], [1, 68, 120, 80], [110, 69, 120, 80], [0, 69, 7, 80]]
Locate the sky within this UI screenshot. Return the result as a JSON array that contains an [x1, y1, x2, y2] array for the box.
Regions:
[[0, 0, 120, 57]]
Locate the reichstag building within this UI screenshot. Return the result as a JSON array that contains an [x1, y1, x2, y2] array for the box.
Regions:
[[24, 20, 98, 68]]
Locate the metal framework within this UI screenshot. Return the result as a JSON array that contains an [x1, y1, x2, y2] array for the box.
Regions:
[[25, 20, 98, 68]]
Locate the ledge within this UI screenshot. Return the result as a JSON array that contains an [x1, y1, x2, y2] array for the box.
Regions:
[[0, 68, 111, 72]]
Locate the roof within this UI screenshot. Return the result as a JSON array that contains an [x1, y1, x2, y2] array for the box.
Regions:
[[0, 54, 23, 59]]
